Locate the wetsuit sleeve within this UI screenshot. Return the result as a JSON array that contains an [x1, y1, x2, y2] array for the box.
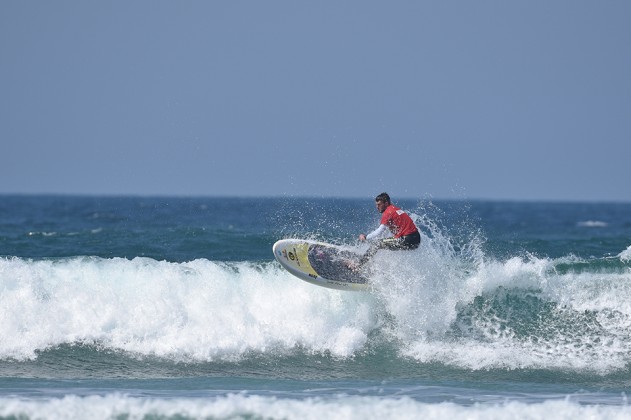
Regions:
[[366, 224, 387, 241]]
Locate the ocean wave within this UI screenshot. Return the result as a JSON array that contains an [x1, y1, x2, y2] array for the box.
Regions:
[[0, 394, 630, 420], [1, 245, 631, 373], [0, 256, 378, 361]]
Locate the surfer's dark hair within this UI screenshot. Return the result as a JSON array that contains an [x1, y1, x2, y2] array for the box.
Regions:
[[375, 192, 391, 204]]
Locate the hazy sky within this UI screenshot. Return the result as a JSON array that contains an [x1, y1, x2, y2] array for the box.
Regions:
[[2, 1, 630, 201]]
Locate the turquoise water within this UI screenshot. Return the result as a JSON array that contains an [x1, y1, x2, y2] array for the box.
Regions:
[[1, 195, 631, 419]]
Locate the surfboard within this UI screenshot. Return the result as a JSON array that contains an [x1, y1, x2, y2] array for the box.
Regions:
[[273, 239, 370, 291]]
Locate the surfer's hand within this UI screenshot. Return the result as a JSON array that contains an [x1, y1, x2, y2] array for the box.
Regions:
[[359, 234, 367, 242]]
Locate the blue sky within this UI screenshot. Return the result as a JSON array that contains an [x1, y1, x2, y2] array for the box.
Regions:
[[2, 1, 630, 201]]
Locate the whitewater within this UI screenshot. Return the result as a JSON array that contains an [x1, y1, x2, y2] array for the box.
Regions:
[[2, 247, 631, 372]]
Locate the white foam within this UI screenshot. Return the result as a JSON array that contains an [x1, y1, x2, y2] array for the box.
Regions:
[[2, 232, 631, 373], [0, 394, 630, 420], [0, 256, 378, 361], [618, 245, 631, 263], [578, 220, 609, 228], [363, 229, 631, 373]]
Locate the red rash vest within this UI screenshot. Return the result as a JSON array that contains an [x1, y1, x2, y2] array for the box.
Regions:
[[380, 205, 418, 238]]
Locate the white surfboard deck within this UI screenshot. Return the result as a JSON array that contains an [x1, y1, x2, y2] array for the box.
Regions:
[[273, 239, 370, 291]]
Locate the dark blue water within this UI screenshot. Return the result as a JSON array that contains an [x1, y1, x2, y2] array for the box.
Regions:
[[1, 195, 631, 419]]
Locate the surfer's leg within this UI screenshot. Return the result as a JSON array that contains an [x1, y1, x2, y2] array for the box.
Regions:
[[401, 231, 421, 250], [379, 237, 405, 251], [361, 234, 420, 260], [382, 232, 420, 251], [357, 239, 393, 265], [352, 233, 422, 269], [357, 244, 377, 265]]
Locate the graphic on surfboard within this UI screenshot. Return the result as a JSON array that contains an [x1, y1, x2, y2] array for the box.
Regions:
[[273, 239, 370, 291]]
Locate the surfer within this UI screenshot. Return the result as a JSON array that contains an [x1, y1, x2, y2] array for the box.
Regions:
[[353, 192, 420, 267]]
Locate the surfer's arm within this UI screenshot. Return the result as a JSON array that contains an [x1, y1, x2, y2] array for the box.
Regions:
[[362, 224, 387, 241]]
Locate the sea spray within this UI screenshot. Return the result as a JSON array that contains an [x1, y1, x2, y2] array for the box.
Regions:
[[366, 207, 486, 343], [341, 205, 631, 374]]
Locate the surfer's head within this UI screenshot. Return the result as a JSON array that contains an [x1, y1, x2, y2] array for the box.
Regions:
[[375, 193, 391, 204], [375, 192, 391, 213]]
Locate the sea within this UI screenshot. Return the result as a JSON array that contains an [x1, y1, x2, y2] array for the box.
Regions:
[[1, 195, 631, 419]]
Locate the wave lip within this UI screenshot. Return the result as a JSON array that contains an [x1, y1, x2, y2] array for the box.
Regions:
[[618, 245, 631, 263]]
